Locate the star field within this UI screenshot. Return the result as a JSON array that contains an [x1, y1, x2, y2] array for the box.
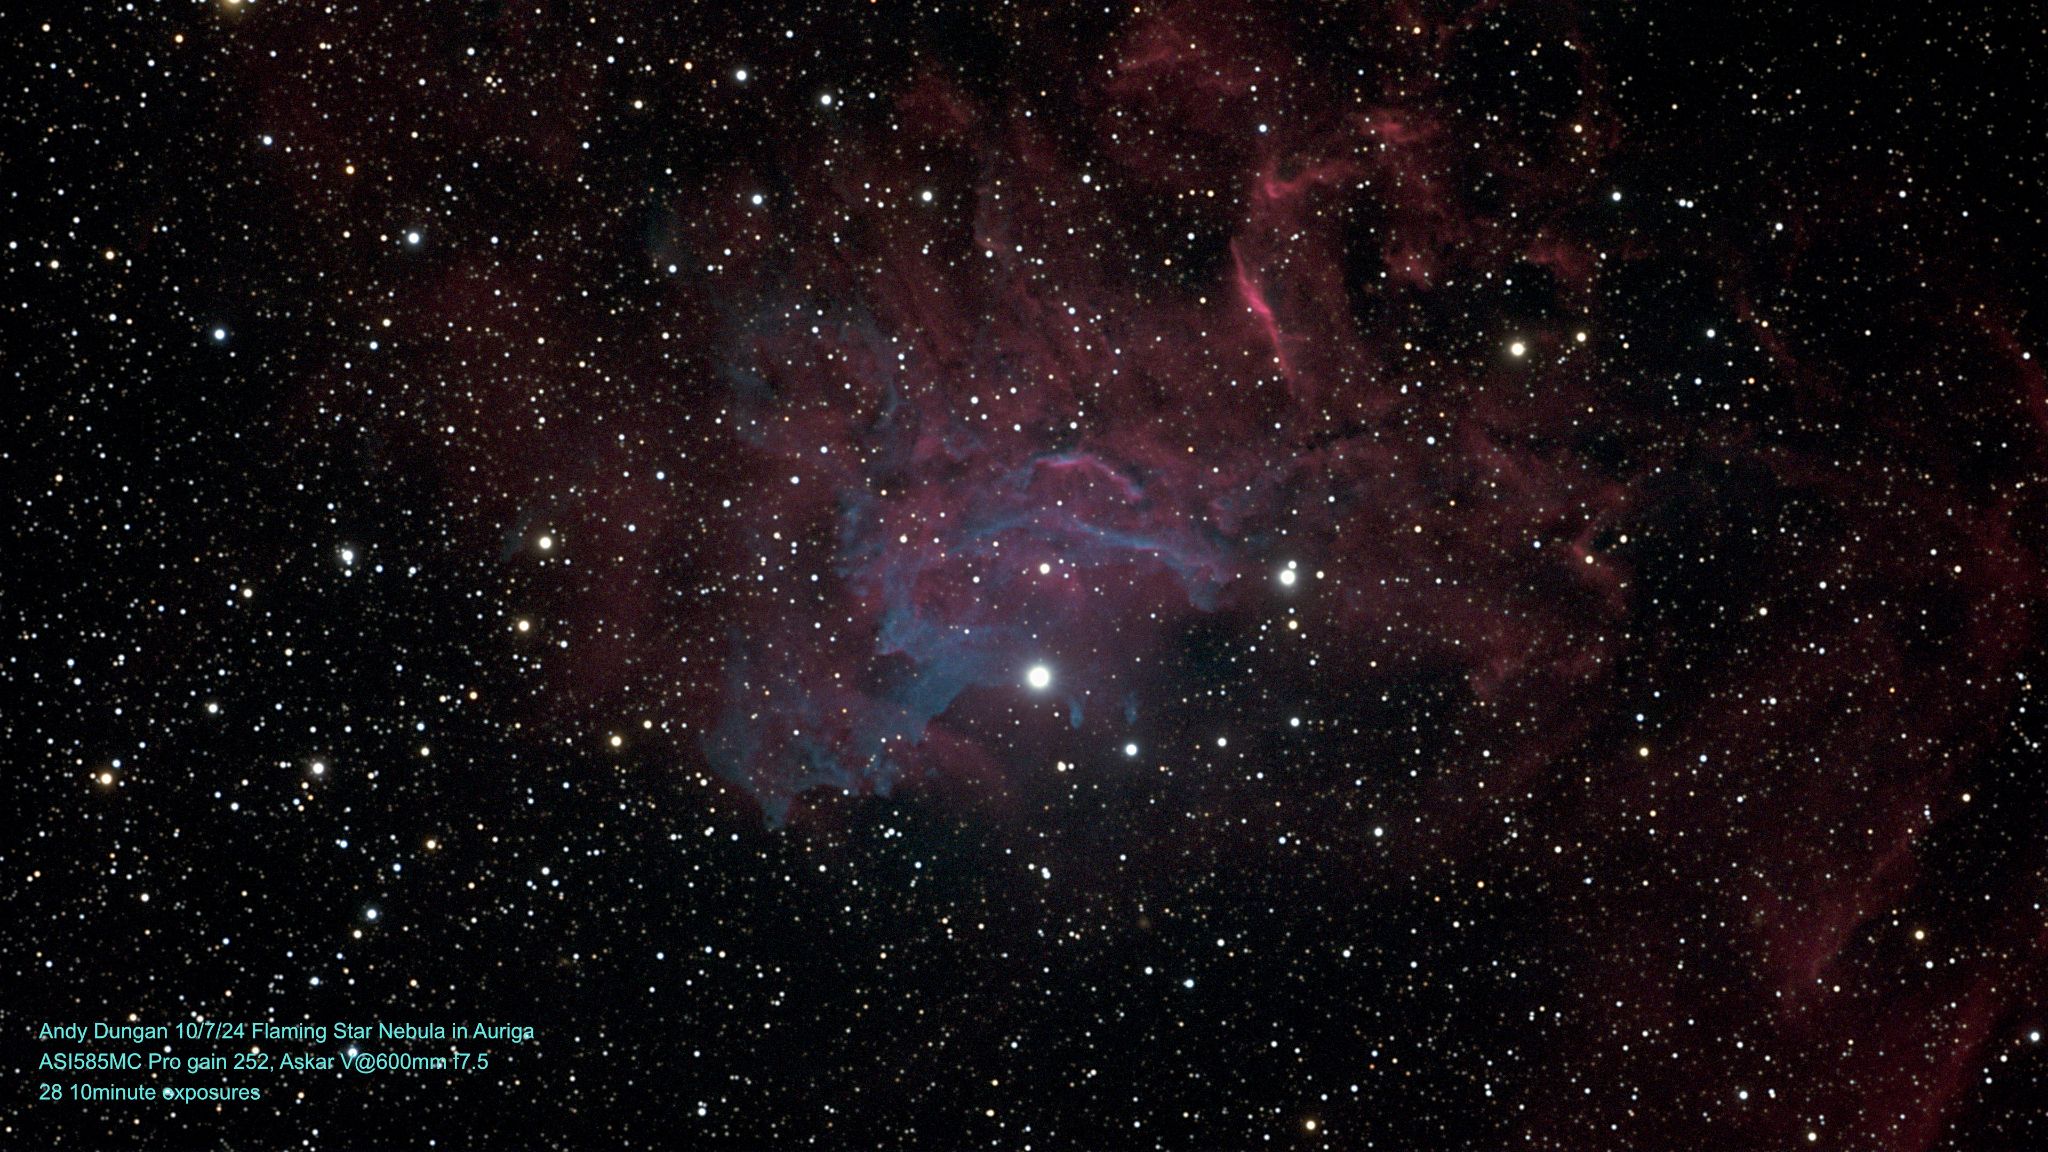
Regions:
[[7, 2, 2048, 1149]]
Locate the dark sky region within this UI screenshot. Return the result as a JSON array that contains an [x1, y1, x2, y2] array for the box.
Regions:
[[7, 2, 2048, 1149]]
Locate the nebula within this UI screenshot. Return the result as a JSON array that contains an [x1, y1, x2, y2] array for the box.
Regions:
[[680, 29, 1647, 824], [155, 0, 2047, 1146]]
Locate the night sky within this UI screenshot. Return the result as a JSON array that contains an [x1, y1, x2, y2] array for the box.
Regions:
[[9, 2, 2048, 1148]]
